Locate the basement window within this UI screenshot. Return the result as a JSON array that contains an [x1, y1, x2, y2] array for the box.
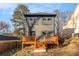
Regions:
[[42, 31, 52, 36], [29, 31, 36, 36]]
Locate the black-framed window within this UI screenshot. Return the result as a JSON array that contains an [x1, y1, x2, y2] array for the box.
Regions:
[[48, 18, 52, 21], [42, 17, 52, 25], [30, 18, 33, 20], [28, 17, 38, 25], [43, 18, 46, 21]]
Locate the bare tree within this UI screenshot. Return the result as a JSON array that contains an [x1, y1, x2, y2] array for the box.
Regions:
[[54, 10, 72, 37], [0, 21, 10, 34]]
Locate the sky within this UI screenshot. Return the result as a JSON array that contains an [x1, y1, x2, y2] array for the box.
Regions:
[[0, 3, 76, 32]]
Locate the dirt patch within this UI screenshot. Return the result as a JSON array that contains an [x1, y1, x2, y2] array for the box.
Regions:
[[13, 45, 34, 56], [62, 37, 79, 56]]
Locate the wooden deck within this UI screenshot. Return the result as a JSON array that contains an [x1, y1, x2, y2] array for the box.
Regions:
[[21, 36, 59, 52]]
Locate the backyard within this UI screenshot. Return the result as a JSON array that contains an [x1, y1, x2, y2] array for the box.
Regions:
[[0, 37, 79, 56]]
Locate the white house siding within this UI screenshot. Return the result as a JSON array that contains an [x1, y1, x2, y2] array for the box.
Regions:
[[63, 4, 79, 38], [74, 16, 79, 33]]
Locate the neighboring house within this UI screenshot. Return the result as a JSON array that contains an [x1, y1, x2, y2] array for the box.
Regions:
[[24, 12, 59, 39], [63, 4, 79, 38]]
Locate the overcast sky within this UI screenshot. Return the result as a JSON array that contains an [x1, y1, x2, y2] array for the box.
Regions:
[[0, 3, 76, 31]]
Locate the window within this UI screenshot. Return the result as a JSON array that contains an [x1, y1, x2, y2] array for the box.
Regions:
[[48, 18, 51, 21], [29, 17, 38, 25], [46, 32, 51, 36], [42, 17, 52, 25], [42, 31, 52, 36], [30, 18, 32, 20], [43, 18, 46, 21], [29, 31, 36, 36]]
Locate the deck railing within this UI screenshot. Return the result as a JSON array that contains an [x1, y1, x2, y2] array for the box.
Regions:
[[21, 36, 59, 50]]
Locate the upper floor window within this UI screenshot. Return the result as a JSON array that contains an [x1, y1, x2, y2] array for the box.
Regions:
[[30, 18, 33, 20], [43, 18, 46, 21], [42, 17, 52, 25], [27, 17, 38, 25], [48, 18, 51, 21], [43, 17, 52, 20]]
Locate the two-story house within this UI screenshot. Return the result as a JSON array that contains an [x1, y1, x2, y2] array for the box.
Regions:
[[24, 12, 58, 40]]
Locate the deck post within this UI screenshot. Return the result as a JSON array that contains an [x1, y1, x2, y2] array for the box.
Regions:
[[34, 36, 36, 49], [21, 36, 24, 52], [44, 36, 46, 49], [22, 43, 23, 52]]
